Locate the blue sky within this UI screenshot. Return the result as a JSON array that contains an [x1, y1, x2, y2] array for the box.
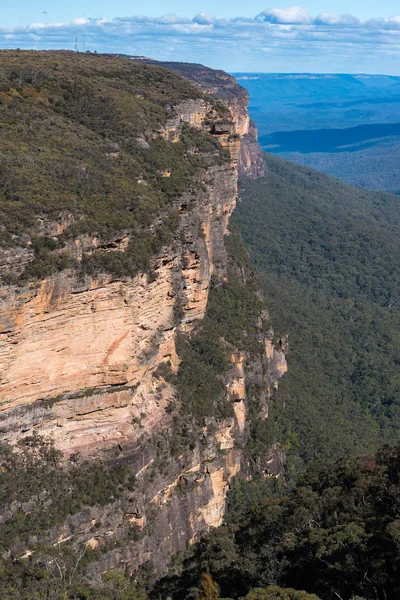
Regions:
[[2, 2, 400, 74]]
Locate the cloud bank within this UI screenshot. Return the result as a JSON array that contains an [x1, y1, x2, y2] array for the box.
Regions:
[[257, 6, 311, 25], [1, 6, 400, 73]]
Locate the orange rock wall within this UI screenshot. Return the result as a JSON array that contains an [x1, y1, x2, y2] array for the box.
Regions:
[[0, 71, 286, 576]]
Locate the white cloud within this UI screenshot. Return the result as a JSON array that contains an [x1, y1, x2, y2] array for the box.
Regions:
[[314, 13, 361, 27], [193, 12, 217, 25], [256, 6, 311, 25], [1, 7, 400, 74], [154, 13, 191, 25], [72, 18, 90, 26], [365, 17, 400, 30]]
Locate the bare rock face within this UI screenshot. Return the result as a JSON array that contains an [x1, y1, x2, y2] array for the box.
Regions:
[[132, 59, 266, 179], [0, 95, 240, 450], [240, 120, 267, 179], [0, 246, 34, 279], [0, 65, 284, 576]]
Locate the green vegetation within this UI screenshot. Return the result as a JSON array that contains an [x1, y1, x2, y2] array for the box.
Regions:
[[233, 154, 400, 471], [173, 232, 265, 422], [0, 557, 147, 600], [0, 50, 229, 281], [2, 55, 400, 600], [243, 588, 320, 600], [174, 325, 231, 421], [148, 153, 400, 600], [0, 434, 135, 552], [8, 447, 399, 599], [153, 447, 400, 600], [158, 229, 267, 459], [0, 434, 140, 599], [282, 139, 400, 195]]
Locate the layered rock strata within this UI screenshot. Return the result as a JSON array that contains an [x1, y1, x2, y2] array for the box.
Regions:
[[145, 60, 266, 179], [0, 62, 286, 574]]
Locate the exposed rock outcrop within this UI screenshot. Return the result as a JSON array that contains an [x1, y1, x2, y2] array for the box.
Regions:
[[0, 58, 285, 576], [144, 60, 266, 179]]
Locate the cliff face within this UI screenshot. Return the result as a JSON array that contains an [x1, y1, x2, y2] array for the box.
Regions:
[[143, 60, 266, 179], [0, 95, 239, 454], [0, 55, 285, 576]]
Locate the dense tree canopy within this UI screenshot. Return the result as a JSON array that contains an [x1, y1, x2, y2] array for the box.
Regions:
[[154, 447, 400, 600], [234, 154, 400, 471], [0, 51, 229, 281]]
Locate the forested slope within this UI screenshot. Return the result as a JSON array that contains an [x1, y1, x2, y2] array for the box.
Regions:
[[154, 447, 400, 600], [1, 52, 399, 599], [152, 155, 400, 600], [0, 51, 283, 599], [234, 154, 400, 470], [0, 50, 227, 282]]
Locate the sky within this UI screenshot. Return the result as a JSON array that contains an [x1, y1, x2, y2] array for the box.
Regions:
[[1, 2, 400, 74]]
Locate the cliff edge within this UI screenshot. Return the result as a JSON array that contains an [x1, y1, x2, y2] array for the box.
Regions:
[[0, 51, 284, 577]]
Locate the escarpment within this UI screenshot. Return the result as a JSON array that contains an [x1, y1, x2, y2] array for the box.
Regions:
[[137, 59, 266, 179], [0, 51, 286, 576]]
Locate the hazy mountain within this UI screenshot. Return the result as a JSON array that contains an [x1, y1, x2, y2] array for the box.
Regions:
[[235, 73, 400, 192]]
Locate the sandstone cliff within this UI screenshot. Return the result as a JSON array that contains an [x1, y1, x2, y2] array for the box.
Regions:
[[0, 53, 285, 577], [140, 59, 266, 179]]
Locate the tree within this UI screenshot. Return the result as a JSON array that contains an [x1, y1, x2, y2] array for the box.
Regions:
[[197, 573, 220, 600]]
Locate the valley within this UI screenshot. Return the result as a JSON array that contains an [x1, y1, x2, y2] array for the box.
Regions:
[[236, 73, 400, 193], [0, 52, 399, 599]]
